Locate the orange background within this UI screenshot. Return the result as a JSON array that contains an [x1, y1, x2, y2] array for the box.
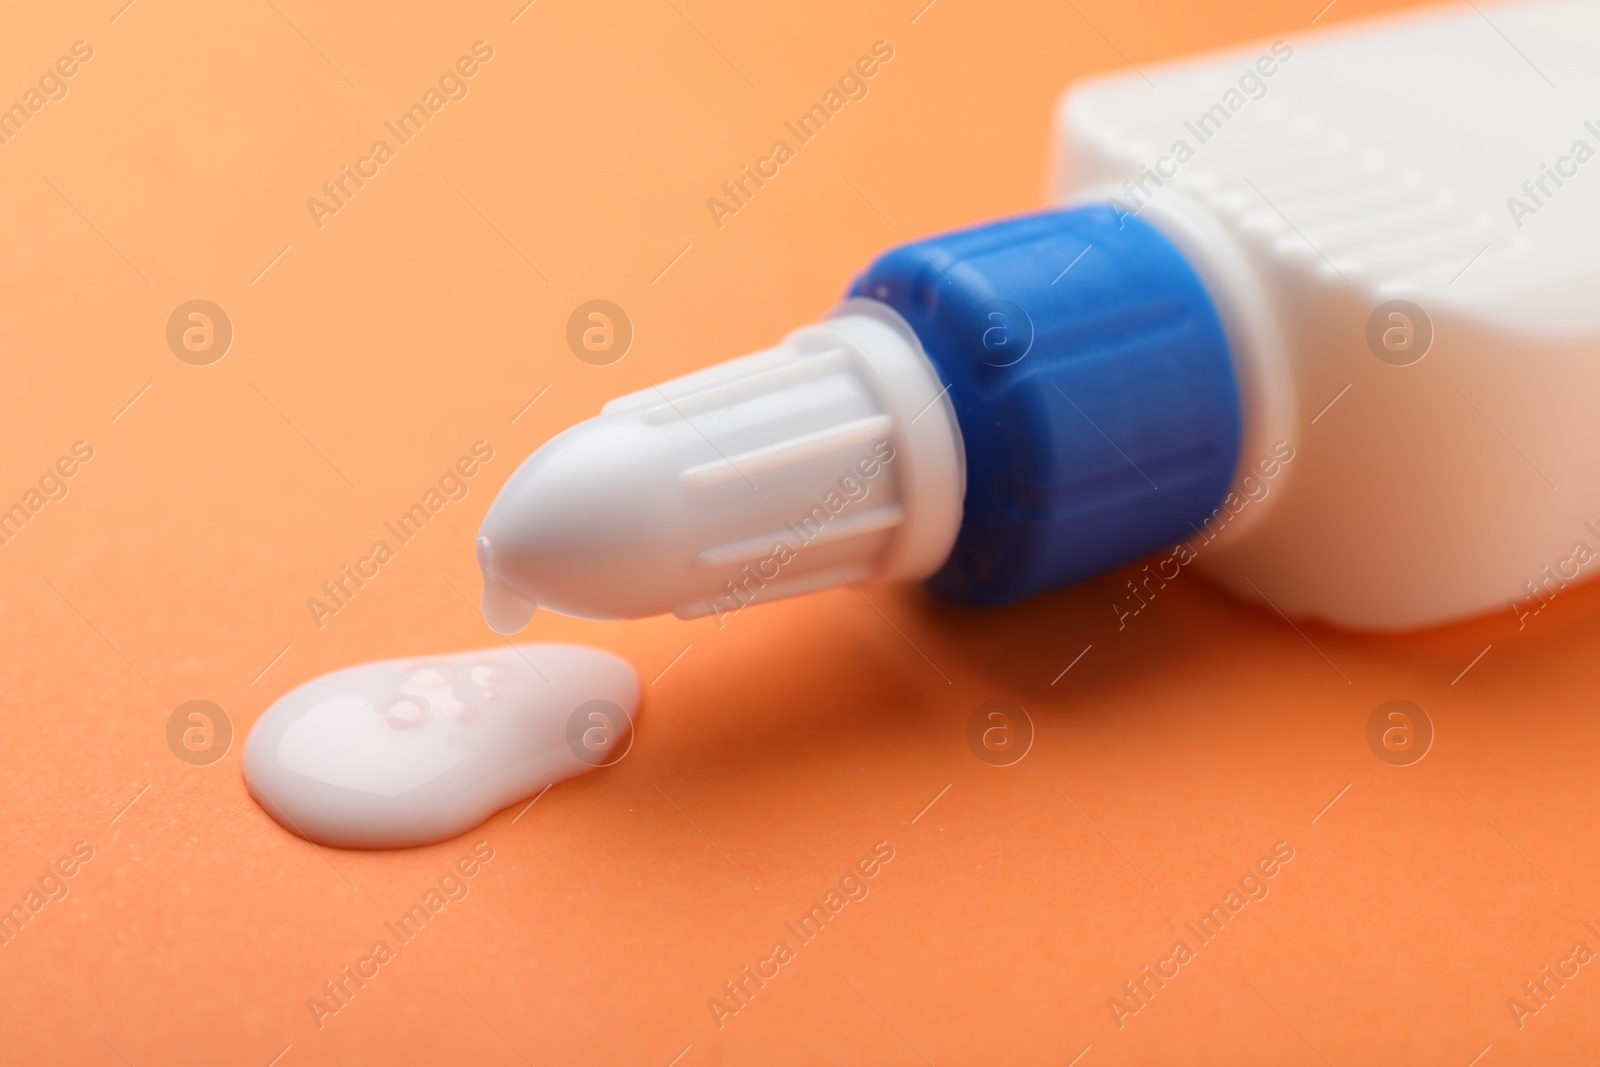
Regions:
[[3, 0, 1597, 1063]]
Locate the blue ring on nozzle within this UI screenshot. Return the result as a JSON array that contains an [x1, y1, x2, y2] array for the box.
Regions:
[[849, 205, 1242, 606]]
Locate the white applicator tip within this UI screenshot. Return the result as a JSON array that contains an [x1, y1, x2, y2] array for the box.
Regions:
[[474, 301, 964, 621]]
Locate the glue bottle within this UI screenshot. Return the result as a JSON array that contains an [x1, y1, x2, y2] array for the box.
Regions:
[[478, 0, 1600, 633]]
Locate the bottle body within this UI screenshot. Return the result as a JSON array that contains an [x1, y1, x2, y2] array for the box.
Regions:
[[1055, 0, 1600, 629]]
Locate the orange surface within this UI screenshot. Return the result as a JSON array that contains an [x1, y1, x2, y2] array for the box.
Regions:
[[3, 0, 1597, 1063]]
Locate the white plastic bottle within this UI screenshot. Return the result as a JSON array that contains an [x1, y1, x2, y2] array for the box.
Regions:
[[478, 0, 1600, 633]]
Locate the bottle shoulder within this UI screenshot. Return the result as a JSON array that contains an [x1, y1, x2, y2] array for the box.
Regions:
[[1053, 0, 1600, 338]]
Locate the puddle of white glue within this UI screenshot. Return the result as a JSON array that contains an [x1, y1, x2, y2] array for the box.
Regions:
[[243, 644, 640, 849]]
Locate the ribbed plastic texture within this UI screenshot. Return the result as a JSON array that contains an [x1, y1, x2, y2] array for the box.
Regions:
[[849, 206, 1242, 606], [475, 308, 963, 628]]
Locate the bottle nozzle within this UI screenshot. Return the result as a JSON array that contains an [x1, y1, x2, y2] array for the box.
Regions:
[[474, 300, 964, 627]]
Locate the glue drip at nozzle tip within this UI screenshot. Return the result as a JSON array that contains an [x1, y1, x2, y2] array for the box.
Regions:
[[477, 534, 537, 635]]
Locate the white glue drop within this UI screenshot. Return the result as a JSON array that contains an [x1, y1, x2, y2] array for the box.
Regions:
[[242, 644, 640, 849]]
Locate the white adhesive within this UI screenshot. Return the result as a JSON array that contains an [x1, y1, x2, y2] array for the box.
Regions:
[[243, 644, 640, 849]]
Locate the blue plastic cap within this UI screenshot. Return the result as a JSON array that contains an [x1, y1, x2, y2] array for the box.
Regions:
[[848, 205, 1242, 606]]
